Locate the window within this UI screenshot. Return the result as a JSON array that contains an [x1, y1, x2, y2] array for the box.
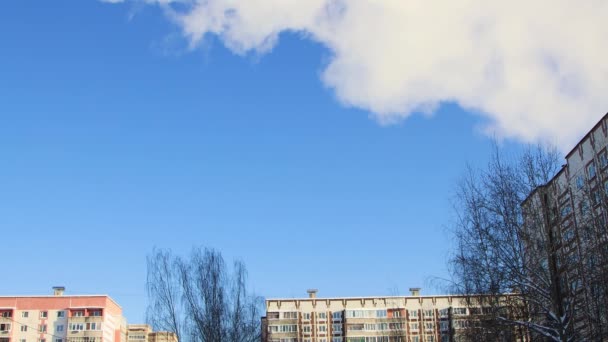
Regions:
[[332, 339, 343, 342], [302, 313, 311, 320], [364, 324, 376, 331], [40, 311, 48, 319], [440, 321, 449, 331], [392, 310, 401, 318], [282, 312, 297, 319], [426, 336, 434, 342], [593, 189, 601, 206], [21, 325, 27, 332], [389, 323, 403, 330], [424, 310, 434, 318], [438, 309, 448, 317], [86, 323, 100, 331], [19, 339, 26, 342], [410, 323, 419, 331], [332, 324, 342, 332], [408, 310, 418, 318], [452, 308, 467, 315], [56, 339, 63, 342], [278, 325, 297, 333], [56, 325, 64, 332], [576, 175, 585, 189], [21, 312, 29, 318], [563, 228, 575, 243], [302, 325, 311, 333], [1, 312, 11, 318], [57, 311, 65, 318], [69, 323, 84, 331], [560, 204, 572, 218], [318, 325, 327, 332], [267, 312, 279, 320], [411, 337, 419, 342], [89, 310, 101, 317], [39, 325, 47, 333], [600, 151, 608, 169], [588, 162, 597, 179], [332, 312, 342, 320], [318, 312, 327, 320], [0, 323, 11, 332], [347, 324, 364, 331], [376, 310, 387, 318], [425, 322, 434, 331], [72, 311, 84, 317], [268, 325, 278, 333]]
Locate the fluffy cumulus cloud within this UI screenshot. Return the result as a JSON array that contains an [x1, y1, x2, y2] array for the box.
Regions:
[[108, 0, 608, 148]]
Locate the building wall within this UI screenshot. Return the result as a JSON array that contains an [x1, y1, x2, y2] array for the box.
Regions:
[[522, 112, 608, 338], [0, 295, 125, 342], [263, 293, 524, 342]]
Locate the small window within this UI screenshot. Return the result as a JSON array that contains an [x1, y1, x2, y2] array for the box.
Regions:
[[57, 311, 65, 318], [21, 325, 28, 332], [302, 313, 311, 320], [19, 339, 26, 342], [588, 162, 597, 179], [56, 339, 63, 342], [376, 310, 387, 318], [600, 151, 608, 169], [0, 323, 11, 332], [40, 311, 48, 319], [393, 310, 401, 318], [576, 175, 585, 189], [318, 325, 327, 332], [318, 312, 327, 320], [89, 310, 102, 317], [56, 325, 64, 332], [1, 312, 11, 318], [21, 312, 29, 318], [39, 325, 47, 333]]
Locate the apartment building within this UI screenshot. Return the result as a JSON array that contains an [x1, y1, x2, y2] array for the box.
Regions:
[[0, 287, 127, 342], [262, 289, 526, 342], [522, 112, 608, 338], [126, 325, 177, 342]]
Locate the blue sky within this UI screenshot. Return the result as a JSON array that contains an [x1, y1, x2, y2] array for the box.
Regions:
[[0, 0, 602, 323]]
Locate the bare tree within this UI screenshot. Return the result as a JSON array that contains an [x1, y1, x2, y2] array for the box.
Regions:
[[146, 248, 184, 342], [146, 247, 262, 342], [448, 144, 583, 341]]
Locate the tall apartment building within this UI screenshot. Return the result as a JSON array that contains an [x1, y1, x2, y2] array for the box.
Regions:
[[262, 289, 526, 342], [0, 287, 127, 342], [522, 112, 608, 338], [126, 325, 177, 342]]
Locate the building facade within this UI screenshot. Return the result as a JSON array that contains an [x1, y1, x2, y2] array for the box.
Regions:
[[522, 112, 608, 339], [262, 289, 526, 342], [126, 325, 177, 342], [0, 287, 127, 342]]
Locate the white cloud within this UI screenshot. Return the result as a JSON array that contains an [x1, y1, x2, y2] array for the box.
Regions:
[[106, 0, 608, 149]]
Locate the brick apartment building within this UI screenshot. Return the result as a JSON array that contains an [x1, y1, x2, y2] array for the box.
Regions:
[[522, 112, 608, 338]]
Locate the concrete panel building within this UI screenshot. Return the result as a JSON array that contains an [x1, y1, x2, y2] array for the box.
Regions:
[[262, 289, 526, 342], [0, 287, 126, 342], [126, 325, 176, 342]]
